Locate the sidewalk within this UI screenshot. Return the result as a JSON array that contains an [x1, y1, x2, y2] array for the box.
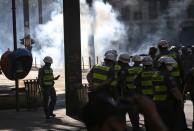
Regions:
[[0, 70, 87, 131], [0, 91, 86, 131], [0, 70, 193, 130], [0, 93, 193, 130]]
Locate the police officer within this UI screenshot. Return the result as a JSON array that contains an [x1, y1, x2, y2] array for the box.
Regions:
[[135, 56, 156, 131], [156, 40, 184, 92], [81, 94, 168, 131], [117, 53, 130, 96], [149, 46, 158, 61], [126, 55, 143, 98], [136, 56, 155, 99], [184, 67, 194, 130], [38, 56, 60, 119], [132, 55, 142, 68], [181, 46, 193, 75], [154, 56, 184, 131], [87, 51, 117, 101], [118, 54, 142, 131], [156, 40, 188, 130]]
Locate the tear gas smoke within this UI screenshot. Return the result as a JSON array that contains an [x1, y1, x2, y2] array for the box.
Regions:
[[0, 0, 62, 68], [33, 0, 64, 68], [0, 0, 191, 68], [35, 0, 127, 67], [133, 0, 193, 55], [81, 0, 127, 64]]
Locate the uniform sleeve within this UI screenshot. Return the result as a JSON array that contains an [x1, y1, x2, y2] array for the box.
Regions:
[[86, 66, 94, 84], [135, 74, 142, 94], [175, 53, 184, 81], [117, 69, 128, 89], [185, 69, 193, 86], [38, 68, 43, 86], [108, 66, 115, 80]]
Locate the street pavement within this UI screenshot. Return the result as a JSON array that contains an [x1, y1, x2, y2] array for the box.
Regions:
[[0, 91, 193, 131], [0, 91, 86, 131], [0, 70, 193, 130]]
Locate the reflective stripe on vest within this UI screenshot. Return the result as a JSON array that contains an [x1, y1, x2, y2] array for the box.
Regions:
[[93, 73, 108, 81], [43, 68, 54, 86], [127, 66, 142, 89], [141, 80, 152, 86], [152, 72, 167, 101], [92, 64, 110, 84], [153, 95, 167, 101], [142, 89, 154, 95], [170, 64, 180, 77], [163, 53, 180, 77], [127, 84, 136, 89], [140, 70, 155, 95]]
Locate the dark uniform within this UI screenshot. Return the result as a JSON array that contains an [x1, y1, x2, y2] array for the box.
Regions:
[[125, 66, 142, 97], [124, 65, 142, 131], [135, 66, 156, 131], [156, 50, 184, 92], [181, 47, 193, 75], [152, 71, 183, 131], [185, 68, 194, 102], [38, 66, 56, 119], [156, 51, 188, 130], [136, 67, 156, 99], [87, 63, 117, 101]]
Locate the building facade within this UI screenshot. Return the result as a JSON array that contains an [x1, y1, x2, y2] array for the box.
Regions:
[[106, 0, 194, 50]]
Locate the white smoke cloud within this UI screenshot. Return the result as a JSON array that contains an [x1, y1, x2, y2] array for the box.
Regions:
[[33, 0, 127, 67], [134, 0, 193, 55], [80, 0, 127, 63], [93, 0, 127, 57], [0, 0, 127, 68], [32, 1, 63, 68], [34, 13, 64, 68]]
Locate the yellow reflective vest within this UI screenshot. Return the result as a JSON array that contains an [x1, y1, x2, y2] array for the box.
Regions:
[[92, 64, 111, 85], [126, 66, 142, 92], [152, 72, 168, 102], [111, 64, 121, 87], [43, 68, 54, 86], [163, 53, 180, 78], [140, 69, 156, 97]]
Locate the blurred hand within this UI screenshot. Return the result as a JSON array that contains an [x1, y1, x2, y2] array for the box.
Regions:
[[55, 75, 60, 80]]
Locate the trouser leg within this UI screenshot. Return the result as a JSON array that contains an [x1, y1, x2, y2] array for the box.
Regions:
[[128, 112, 140, 131], [43, 89, 49, 117], [48, 87, 57, 115]]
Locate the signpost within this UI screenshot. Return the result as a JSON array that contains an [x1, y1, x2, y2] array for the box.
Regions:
[[12, 0, 19, 111]]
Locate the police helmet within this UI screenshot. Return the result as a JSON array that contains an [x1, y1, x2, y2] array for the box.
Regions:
[[118, 53, 130, 64], [142, 56, 153, 66], [158, 56, 176, 67], [157, 40, 169, 49], [104, 49, 118, 57], [104, 53, 117, 62], [132, 55, 142, 62], [43, 56, 53, 64]]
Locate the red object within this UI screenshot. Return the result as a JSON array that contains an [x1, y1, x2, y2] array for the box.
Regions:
[[0, 50, 14, 80], [0, 48, 33, 80]]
